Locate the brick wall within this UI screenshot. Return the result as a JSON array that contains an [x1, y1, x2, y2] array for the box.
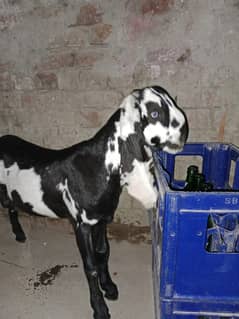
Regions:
[[0, 0, 239, 225]]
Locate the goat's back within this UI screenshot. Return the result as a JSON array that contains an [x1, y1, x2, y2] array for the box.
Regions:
[[0, 135, 76, 167]]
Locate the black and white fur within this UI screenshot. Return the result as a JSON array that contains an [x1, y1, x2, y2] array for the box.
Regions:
[[0, 86, 188, 319]]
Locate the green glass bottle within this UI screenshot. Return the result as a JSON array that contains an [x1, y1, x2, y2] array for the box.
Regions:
[[184, 165, 198, 191], [194, 173, 205, 191], [201, 182, 213, 192]]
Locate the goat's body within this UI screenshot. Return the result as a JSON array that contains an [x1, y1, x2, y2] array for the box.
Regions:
[[0, 111, 122, 224], [1, 86, 188, 319]]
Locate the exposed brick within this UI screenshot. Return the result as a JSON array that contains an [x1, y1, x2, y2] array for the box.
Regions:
[[58, 69, 80, 90], [34, 72, 58, 90], [210, 107, 227, 132], [188, 129, 219, 142], [0, 72, 14, 91], [12, 74, 34, 90], [200, 82, 239, 108], [185, 108, 211, 131], [78, 70, 108, 90], [132, 62, 152, 87], [79, 110, 102, 128], [224, 133, 239, 146], [222, 104, 239, 134], [71, 4, 103, 26], [21, 93, 34, 106], [0, 107, 18, 130], [52, 90, 122, 108], [29, 6, 62, 19], [51, 126, 98, 148], [217, 110, 227, 142], [36, 52, 102, 71], [102, 90, 123, 107], [18, 91, 117, 129], [0, 62, 15, 72], [0, 91, 21, 109], [6, 0, 21, 6], [48, 29, 87, 49], [174, 89, 201, 109], [146, 48, 178, 65], [142, 0, 174, 15], [126, 13, 156, 40], [0, 13, 18, 31], [90, 23, 112, 44], [77, 108, 116, 128], [107, 75, 134, 90]]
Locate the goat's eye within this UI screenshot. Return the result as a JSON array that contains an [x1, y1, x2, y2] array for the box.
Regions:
[[150, 111, 159, 119]]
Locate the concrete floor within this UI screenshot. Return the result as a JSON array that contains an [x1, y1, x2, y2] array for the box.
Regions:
[[0, 215, 154, 319]]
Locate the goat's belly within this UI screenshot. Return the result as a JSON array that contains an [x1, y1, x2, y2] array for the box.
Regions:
[[0, 161, 58, 218]]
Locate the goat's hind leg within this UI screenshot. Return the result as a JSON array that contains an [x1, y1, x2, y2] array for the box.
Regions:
[[0, 184, 26, 242], [8, 208, 26, 242], [93, 221, 118, 301]]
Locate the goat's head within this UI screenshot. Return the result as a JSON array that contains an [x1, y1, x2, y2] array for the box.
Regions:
[[120, 86, 188, 154]]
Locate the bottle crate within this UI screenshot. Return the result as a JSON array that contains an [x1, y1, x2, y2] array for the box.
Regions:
[[152, 143, 239, 319]]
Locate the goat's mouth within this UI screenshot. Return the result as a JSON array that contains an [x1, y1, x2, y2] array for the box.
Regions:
[[162, 145, 183, 154], [161, 142, 184, 154], [150, 138, 184, 154]]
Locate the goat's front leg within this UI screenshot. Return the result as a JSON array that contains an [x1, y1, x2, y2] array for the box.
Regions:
[[93, 221, 118, 300], [75, 222, 110, 319]]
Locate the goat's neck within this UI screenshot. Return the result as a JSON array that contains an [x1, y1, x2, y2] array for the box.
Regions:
[[119, 137, 157, 209], [92, 108, 150, 172], [119, 128, 152, 175], [117, 121, 157, 210], [91, 108, 157, 209]]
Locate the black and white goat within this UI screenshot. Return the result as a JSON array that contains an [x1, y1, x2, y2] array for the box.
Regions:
[[0, 86, 188, 319]]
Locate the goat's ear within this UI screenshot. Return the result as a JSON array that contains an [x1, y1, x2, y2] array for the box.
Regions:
[[119, 94, 141, 140], [132, 89, 140, 98]]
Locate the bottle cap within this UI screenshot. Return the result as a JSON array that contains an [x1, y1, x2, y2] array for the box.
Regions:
[[187, 165, 198, 175]]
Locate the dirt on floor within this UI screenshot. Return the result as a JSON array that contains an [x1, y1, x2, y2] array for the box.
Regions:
[[1, 211, 151, 245], [108, 223, 151, 244]]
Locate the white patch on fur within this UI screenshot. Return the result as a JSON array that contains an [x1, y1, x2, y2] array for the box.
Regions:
[[58, 180, 98, 225], [121, 159, 158, 209], [0, 161, 58, 218], [81, 209, 98, 225], [105, 121, 121, 173], [143, 122, 169, 144], [57, 178, 79, 220], [119, 95, 140, 140], [163, 145, 183, 154]]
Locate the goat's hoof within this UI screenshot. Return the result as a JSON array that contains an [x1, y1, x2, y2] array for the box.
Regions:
[[15, 233, 26, 243], [103, 283, 119, 301], [93, 309, 111, 319], [94, 313, 110, 319]]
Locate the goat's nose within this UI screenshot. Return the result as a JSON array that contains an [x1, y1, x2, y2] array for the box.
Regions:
[[151, 137, 161, 147]]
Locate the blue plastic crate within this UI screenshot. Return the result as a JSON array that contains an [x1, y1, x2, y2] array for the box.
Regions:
[[152, 143, 239, 319]]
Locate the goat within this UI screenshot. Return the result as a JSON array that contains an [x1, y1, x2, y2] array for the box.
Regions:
[[0, 86, 188, 319]]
